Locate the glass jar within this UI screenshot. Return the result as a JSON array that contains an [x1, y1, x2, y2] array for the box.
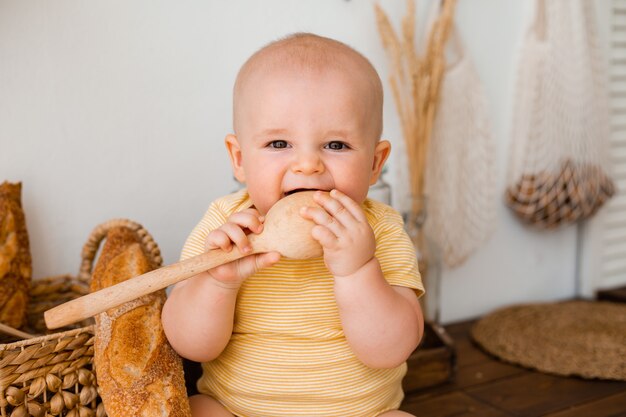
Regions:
[[403, 195, 442, 324]]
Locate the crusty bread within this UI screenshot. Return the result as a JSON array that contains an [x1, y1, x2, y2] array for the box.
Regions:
[[0, 181, 31, 329], [91, 226, 191, 417]]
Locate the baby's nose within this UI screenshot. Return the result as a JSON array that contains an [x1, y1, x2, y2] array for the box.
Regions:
[[292, 150, 324, 175]]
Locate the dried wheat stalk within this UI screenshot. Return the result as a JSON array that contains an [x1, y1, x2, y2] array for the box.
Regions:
[[375, 0, 457, 216]]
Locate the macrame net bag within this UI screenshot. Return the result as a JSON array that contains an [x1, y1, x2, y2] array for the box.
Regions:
[[505, 0, 615, 228], [425, 27, 497, 267]]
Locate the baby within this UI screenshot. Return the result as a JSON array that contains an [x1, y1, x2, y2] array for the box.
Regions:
[[162, 33, 424, 417]]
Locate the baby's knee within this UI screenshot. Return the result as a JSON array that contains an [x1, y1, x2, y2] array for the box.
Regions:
[[189, 394, 235, 417]]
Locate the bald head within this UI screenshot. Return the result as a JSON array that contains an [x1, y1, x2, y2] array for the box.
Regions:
[[233, 33, 383, 139]]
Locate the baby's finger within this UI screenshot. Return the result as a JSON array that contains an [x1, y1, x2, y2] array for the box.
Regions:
[[311, 225, 339, 249], [300, 205, 344, 237], [228, 210, 265, 234], [255, 251, 282, 270], [312, 190, 357, 227], [220, 222, 252, 254], [234, 251, 281, 279], [328, 189, 367, 223], [205, 230, 233, 252]]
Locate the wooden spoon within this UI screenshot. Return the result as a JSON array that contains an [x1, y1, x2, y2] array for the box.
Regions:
[[44, 191, 323, 329]]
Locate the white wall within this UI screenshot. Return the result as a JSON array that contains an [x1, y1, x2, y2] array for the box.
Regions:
[[0, 1, 611, 324]]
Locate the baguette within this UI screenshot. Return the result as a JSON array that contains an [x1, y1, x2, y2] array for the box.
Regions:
[[91, 226, 191, 417], [0, 181, 31, 329]]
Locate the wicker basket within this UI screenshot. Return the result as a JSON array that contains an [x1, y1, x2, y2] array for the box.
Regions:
[[0, 219, 162, 417]]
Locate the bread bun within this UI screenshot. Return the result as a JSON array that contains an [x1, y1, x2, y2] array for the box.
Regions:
[[91, 226, 191, 417], [0, 181, 31, 329]]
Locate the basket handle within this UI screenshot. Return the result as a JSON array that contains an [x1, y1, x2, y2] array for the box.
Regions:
[[77, 219, 163, 282], [0, 322, 36, 339]]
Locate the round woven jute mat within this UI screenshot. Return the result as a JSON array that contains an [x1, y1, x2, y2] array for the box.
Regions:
[[471, 300, 626, 380]]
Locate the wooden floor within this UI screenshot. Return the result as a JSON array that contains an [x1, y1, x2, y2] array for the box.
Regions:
[[401, 320, 626, 417]]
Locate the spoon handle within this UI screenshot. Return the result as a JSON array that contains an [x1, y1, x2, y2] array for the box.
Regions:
[[44, 246, 252, 329]]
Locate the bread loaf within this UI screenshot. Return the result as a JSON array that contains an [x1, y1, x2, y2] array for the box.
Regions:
[[91, 226, 191, 417], [0, 181, 31, 328]]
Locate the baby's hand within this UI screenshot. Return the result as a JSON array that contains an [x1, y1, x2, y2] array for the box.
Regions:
[[204, 208, 280, 288], [300, 190, 375, 277]]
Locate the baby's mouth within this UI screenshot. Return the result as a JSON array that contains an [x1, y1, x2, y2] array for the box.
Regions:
[[284, 188, 321, 196]]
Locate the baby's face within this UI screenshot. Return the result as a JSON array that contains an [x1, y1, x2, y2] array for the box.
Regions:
[[227, 66, 388, 215]]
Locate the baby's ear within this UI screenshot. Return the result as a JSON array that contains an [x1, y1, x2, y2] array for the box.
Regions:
[[370, 140, 391, 185], [225, 134, 246, 182]]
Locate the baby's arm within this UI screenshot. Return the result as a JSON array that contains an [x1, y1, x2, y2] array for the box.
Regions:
[[162, 209, 281, 362], [333, 259, 423, 369], [301, 190, 423, 369]]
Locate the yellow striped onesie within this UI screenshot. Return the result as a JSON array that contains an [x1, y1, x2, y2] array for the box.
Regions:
[[180, 189, 424, 417]]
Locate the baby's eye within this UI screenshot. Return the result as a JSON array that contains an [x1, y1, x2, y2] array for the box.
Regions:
[[268, 140, 289, 149], [325, 141, 349, 150]]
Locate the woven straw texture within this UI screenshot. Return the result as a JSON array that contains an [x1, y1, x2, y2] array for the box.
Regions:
[[471, 300, 626, 380], [0, 219, 162, 417]]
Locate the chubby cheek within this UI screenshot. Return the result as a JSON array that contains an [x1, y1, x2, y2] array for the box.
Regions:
[[344, 188, 369, 205], [246, 184, 279, 215], [250, 197, 273, 215], [333, 174, 371, 204], [244, 174, 284, 215]]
